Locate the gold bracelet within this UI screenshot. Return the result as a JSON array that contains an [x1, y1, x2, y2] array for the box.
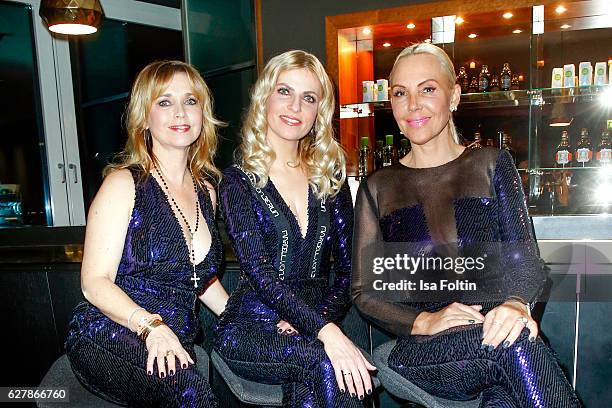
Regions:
[[139, 319, 166, 341], [136, 314, 163, 339]]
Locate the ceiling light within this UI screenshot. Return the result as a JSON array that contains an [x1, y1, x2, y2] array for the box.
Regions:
[[406, 23, 416, 29], [468, 33, 478, 39], [513, 29, 523, 34], [560, 24, 571, 29], [455, 16, 464, 25], [362, 27, 371, 35], [382, 42, 391, 47], [469, 61, 476, 69], [555, 5, 567, 14], [40, 0, 104, 35], [503, 12, 513, 19]]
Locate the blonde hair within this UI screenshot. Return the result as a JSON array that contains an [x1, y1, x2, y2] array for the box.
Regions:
[[105, 60, 223, 187], [389, 43, 461, 144], [238, 50, 346, 199]]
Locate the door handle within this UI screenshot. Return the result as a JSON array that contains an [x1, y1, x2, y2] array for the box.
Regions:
[[57, 163, 66, 184], [68, 163, 78, 184]]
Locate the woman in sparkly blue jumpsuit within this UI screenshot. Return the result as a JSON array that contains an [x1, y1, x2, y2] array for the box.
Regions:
[[65, 61, 228, 407], [214, 50, 376, 407], [352, 43, 580, 407]]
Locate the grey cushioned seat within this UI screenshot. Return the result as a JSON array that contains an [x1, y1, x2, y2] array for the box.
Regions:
[[211, 348, 381, 406], [37, 345, 210, 407], [372, 340, 481, 408]]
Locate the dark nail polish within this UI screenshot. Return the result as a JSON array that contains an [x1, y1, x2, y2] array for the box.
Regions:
[[480, 343, 487, 350], [529, 336, 536, 343], [502, 340, 510, 349], [169, 370, 175, 376], [487, 344, 494, 352], [359, 395, 364, 400], [161, 372, 166, 378], [468, 319, 475, 324], [351, 392, 356, 397], [182, 363, 187, 369], [277, 328, 282, 333], [366, 389, 372, 395], [147, 370, 152, 375], [340, 389, 345, 393]]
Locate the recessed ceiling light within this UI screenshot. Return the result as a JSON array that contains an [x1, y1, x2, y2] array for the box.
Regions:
[[468, 33, 478, 39], [383, 42, 391, 47], [362, 27, 371, 35], [512, 29, 523, 34], [560, 24, 571, 29], [455, 16, 464, 25], [556, 5, 567, 14], [406, 23, 416, 29], [503, 12, 513, 19]]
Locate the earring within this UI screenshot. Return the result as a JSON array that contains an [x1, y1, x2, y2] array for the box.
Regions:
[[450, 106, 457, 112], [144, 129, 152, 145]]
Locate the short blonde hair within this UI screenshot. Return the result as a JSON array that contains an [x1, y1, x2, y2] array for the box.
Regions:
[[106, 60, 223, 187], [238, 50, 346, 199], [390, 43, 460, 144]]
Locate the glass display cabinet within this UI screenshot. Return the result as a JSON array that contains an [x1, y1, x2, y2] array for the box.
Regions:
[[328, 0, 612, 216]]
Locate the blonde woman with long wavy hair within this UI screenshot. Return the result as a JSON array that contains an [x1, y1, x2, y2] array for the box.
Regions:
[[214, 50, 376, 406], [66, 60, 228, 407]]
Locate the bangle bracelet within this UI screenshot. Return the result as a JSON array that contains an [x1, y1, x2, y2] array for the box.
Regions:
[[139, 319, 166, 341], [127, 307, 145, 332], [136, 314, 164, 341]]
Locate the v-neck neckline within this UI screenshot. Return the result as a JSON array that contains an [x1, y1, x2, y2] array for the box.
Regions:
[[149, 174, 213, 267], [267, 178, 312, 240]]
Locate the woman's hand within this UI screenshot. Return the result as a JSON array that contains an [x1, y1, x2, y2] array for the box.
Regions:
[[145, 325, 194, 378], [276, 320, 299, 335], [317, 323, 377, 400], [481, 300, 537, 350], [412, 302, 485, 335]]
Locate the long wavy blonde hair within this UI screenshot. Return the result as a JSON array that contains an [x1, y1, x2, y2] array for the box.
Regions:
[[105, 60, 223, 187], [238, 50, 345, 199], [389, 42, 461, 144]]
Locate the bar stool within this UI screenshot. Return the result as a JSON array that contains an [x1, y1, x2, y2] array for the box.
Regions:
[[372, 340, 481, 408], [37, 346, 210, 407]]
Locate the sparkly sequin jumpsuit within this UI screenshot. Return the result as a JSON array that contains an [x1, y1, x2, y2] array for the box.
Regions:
[[214, 166, 361, 407], [65, 168, 221, 407], [352, 148, 580, 407]]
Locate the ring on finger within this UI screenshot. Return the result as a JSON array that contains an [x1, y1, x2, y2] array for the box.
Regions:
[[468, 319, 476, 324], [342, 371, 352, 376], [492, 320, 502, 326], [517, 316, 529, 325], [165, 350, 175, 358]]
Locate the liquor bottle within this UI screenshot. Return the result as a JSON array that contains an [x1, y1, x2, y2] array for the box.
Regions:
[[555, 130, 572, 168], [374, 140, 384, 170], [478, 65, 490, 92], [470, 131, 483, 149], [489, 75, 500, 92], [486, 137, 496, 147], [596, 130, 612, 166], [398, 138, 411, 158], [501, 132, 516, 163], [500, 62, 512, 91], [511, 74, 520, 90], [357, 137, 372, 179], [468, 76, 479, 93], [457, 66, 469, 93], [575, 128, 593, 167], [382, 134, 396, 167]]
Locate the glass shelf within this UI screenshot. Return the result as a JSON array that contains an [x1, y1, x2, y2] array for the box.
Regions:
[[340, 85, 611, 118]]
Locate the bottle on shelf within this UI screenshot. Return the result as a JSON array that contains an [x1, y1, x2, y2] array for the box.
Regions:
[[489, 75, 500, 92], [398, 138, 411, 158], [469, 131, 483, 149], [555, 130, 573, 168], [357, 136, 372, 179], [575, 128, 593, 167], [511, 74, 520, 90], [382, 134, 396, 167], [374, 140, 384, 170], [500, 63, 512, 91], [596, 130, 612, 166], [457, 66, 469, 93], [485, 137, 496, 147], [468, 76, 479, 93], [501, 132, 515, 163], [478, 65, 490, 92]]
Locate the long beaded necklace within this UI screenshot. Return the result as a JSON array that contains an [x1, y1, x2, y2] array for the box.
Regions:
[[153, 164, 201, 288]]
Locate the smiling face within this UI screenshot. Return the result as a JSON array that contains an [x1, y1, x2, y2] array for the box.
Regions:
[[390, 53, 460, 147], [265, 68, 322, 144], [147, 72, 203, 150]]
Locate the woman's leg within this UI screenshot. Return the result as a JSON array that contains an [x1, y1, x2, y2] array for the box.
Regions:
[[68, 334, 218, 407], [387, 326, 580, 407], [215, 321, 362, 408]]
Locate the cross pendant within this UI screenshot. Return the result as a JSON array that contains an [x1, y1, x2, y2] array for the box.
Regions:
[[190, 268, 200, 288]]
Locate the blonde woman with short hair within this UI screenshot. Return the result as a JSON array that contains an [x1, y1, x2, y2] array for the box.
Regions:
[[66, 60, 228, 407], [214, 50, 376, 406]]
